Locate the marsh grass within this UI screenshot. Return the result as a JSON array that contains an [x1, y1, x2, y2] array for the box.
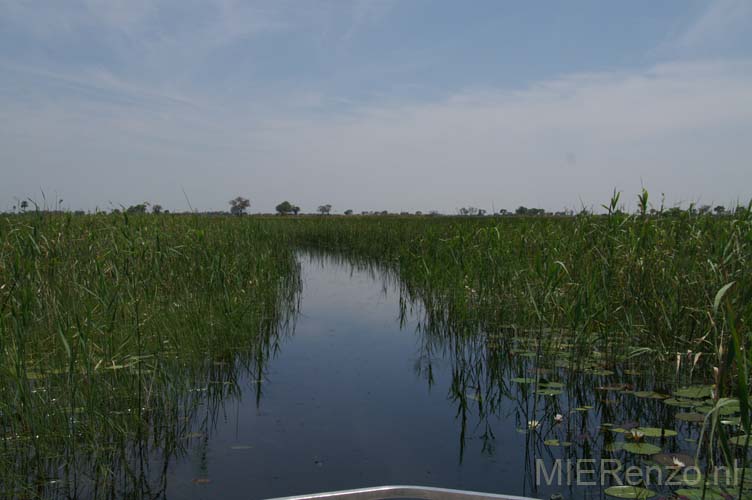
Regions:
[[276, 197, 751, 497], [0, 213, 300, 497], [2, 193, 750, 498]]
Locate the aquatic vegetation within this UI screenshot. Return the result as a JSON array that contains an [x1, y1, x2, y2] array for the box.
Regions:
[[2, 192, 751, 499], [0, 213, 301, 496], [604, 485, 657, 499]]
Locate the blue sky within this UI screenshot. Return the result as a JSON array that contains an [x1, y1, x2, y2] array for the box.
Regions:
[[1, 1, 751, 213]]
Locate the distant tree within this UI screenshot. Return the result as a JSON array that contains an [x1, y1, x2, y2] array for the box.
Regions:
[[20, 200, 28, 212], [275, 201, 295, 215], [458, 207, 480, 216], [664, 207, 684, 217], [126, 203, 148, 214], [344, 209, 353, 215], [292, 205, 300, 215], [415, 211, 422, 216], [515, 206, 528, 215], [714, 205, 726, 215], [478, 209, 486, 216], [152, 204, 163, 214], [317, 204, 332, 215], [698, 205, 711, 215], [229, 196, 251, 216]]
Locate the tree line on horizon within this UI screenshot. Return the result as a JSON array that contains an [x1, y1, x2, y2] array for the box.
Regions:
[[5, 193, 750, 218]]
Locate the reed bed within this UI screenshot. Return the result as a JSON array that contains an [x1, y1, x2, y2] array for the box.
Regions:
[[0, 213, 300, 497], [1, 193, 750, 499]]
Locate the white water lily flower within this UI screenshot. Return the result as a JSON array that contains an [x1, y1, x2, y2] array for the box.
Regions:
[[554, 414, 564, 423], [672, 456, 686, 468], [528, 420, 540, 430], [629, 429, 645, 441]]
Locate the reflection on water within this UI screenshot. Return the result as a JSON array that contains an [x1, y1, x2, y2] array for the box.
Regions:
[[159, 251, 727, 500], [17, 251, 735, 499]]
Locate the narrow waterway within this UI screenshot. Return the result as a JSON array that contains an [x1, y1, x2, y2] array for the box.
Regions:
[[165, 252, 538, 499], [163, 252, 702, 500]]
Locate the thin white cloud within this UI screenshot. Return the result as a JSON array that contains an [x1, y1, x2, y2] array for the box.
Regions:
[[1, 59, 750, 213], [659, 0, 752, 55]]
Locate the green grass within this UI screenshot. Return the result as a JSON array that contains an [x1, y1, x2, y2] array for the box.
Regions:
[[0, 212, 300, 496], [1, 195, 751, 498]]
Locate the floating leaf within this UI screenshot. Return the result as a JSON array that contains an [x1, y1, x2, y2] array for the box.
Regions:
[[635, 427, 678, 438], [536, 389, 562, 396], [192, 478, 211, 485], [675, 412, 705, 423], [539, 381, 564, 389], [663, 398, 696, 408], [511, 377, 535, 384], [673, 386, 712, 399], [544, 439, 572, 447], [728, 435, 750, 446], [587, 369, 615, 376], [598, 384, 629, 391], [623, 442, 661, 455], [674, 488, 727, 500], [604, 486, 656, 499], [633, 391, 668, 399]]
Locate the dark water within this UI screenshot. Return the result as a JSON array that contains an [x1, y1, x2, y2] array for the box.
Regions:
[[162, 253, 708, 500]]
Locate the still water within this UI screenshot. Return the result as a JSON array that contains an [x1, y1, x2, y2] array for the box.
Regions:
[[163, 253, 536, 499], [163, 252, 703, 500]]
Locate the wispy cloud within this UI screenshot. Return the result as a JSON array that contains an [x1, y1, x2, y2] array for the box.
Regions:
[[2, 57, 750, 212], [658, 0, 752, 56]]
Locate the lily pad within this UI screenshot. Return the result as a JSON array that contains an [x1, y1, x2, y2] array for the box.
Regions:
[[536, 389, 562, 396], [599, 384, 630, 391], [623, 442, 661, 455], [604, 486, 656, 499], [587, 369, 615, 376], [544, 439, 572, 447], [674, 488, 727, 500], [728, 435, 751, 446], [511, 377, 535, 384], [673, 386, 712, 399], [675, 412, 705, 423], [539, 381, 564, 389], [633, 391, 669, 399], [663, 398, 697, 408], [635, 427, 678, 438]]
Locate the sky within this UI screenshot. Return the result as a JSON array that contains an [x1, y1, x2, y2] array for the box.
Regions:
[[1, 0, 751, 214]]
